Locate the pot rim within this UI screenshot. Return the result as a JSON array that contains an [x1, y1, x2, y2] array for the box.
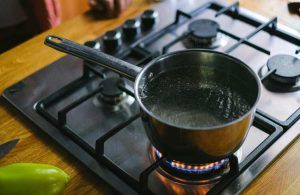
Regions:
[[134, 49, 261, 131]]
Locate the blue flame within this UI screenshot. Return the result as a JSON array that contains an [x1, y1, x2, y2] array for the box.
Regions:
[[155, 149, 229, 174]]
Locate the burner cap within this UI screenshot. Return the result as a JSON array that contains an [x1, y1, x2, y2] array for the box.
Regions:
[[188, 19, 220, 39], [99, 77, 126, 103], [267, 54, 300, 84]]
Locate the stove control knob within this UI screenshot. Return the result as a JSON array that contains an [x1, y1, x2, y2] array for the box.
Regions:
[[103, 30, 122, 52], [122, 19, 140, 39], [84, 40, 101, 50], [141, 9, 158, 30]]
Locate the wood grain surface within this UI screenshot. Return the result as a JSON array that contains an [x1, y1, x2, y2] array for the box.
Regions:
[[0, 0, 299, 194], [227, 0, 300, 32]]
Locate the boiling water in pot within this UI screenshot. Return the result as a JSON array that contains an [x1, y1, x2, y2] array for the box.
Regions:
[[140, 67, 252, 128]]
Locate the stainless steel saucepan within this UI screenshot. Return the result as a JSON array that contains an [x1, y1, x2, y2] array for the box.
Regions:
[[45, 35, 261, 163]]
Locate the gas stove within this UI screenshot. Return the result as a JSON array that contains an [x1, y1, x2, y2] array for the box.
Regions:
[[2, 0, 300, 194]]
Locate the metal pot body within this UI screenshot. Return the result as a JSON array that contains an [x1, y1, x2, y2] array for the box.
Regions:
[[135, 50, 260, 163], [141, 109, 254, 163]]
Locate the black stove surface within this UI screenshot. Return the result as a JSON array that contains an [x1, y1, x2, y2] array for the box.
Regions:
[[2, 0, 300, 194]]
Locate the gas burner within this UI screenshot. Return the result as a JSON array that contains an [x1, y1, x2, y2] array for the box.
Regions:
[[93, 77, 135, 111], [155, 150, 229, 174], [183, 19, 228, 49], [267, 54, 300, 84], [149, 147, 230, 184], [259, 54, 300, 92]]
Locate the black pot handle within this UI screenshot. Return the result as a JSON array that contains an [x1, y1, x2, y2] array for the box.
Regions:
[[44, 35, 141, 81]]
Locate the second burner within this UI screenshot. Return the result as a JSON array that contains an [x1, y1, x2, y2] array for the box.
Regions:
[[183, 19, 227, 49]]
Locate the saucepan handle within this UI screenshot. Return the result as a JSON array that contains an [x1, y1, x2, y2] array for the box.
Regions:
[[44, 35, 142, 81]]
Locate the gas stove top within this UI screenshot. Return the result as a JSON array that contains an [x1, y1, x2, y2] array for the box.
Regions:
[[2, 0, 300, 194]]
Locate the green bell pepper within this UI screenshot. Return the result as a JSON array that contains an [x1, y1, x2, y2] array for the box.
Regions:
[[0, 163, 70, 195]]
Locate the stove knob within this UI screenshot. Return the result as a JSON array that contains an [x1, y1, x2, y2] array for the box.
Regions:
[[122, 19, 140, 40], [84, 40, 101, 50], [103, 30, 122, 52], [141, 9, 158, 30]]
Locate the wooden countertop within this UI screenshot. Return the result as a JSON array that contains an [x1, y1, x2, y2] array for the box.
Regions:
[[0, 0, 299, 194]]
